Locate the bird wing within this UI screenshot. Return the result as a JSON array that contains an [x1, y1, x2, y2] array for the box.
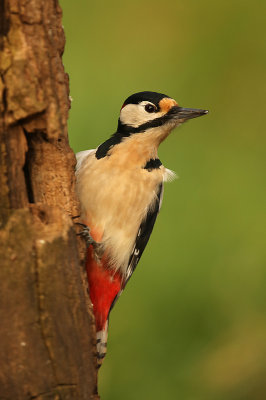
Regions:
[[76, 149, 95, 171], [124, 182, 163, 286], [109, 183, 163, 313], [108, 182, 163, 316]]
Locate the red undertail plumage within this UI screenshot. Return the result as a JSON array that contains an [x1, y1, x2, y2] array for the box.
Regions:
[[86, 242, 122, 365]]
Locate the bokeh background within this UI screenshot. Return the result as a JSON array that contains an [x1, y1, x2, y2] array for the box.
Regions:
[[61, 1, 266, 399]]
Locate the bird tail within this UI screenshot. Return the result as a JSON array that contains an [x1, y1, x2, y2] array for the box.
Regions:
[[96, 322, 108, 367]]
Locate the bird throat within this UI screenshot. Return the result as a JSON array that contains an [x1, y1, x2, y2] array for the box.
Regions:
[[96, 123, 172, 162]]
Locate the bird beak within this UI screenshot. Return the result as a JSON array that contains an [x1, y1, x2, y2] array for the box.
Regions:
[[170, 106, 208, 121]]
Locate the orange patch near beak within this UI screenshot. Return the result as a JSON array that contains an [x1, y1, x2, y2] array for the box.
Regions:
[[159, 98, 178, 113]]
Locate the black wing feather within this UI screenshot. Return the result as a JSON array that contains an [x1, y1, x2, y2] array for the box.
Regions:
[[109, 183, 163, 313], [123, 182, 163, 288]]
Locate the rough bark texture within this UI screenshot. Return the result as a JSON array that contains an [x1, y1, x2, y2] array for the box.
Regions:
[[0, 0, 99, 398]]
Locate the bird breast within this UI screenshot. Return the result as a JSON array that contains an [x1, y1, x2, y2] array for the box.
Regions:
[[76, 150, 165, 275]]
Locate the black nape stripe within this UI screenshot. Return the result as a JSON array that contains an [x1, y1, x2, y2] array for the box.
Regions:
[[143, 158, 162, 171], [96, 131, 130, 159]]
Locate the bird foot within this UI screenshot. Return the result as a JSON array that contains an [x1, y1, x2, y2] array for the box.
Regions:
[[76, 223, 96, 246], [76, 223, 104, 262]]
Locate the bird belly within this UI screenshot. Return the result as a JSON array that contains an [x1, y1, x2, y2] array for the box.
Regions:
[[78, 161, 163, 276]]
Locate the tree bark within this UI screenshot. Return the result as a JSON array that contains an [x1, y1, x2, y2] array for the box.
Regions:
[[0, 0, 99, 398]]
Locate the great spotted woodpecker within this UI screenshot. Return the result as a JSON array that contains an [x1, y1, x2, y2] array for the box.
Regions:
[[75, 91, 208, 366]]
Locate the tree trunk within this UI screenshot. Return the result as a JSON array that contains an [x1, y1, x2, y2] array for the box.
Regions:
[[0, 0, 99, 398]]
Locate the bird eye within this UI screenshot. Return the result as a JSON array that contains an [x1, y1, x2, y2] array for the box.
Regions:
[[145, 104, 156, 113]]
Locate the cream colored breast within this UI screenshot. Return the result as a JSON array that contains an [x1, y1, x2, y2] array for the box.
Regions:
[[76, 151, 165, 275]]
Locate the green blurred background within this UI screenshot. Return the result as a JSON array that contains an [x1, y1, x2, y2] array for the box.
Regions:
[[61, 1, 266, 398]]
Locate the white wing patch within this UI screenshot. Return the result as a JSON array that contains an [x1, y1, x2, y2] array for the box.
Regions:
[[76, 149, 95, 172]]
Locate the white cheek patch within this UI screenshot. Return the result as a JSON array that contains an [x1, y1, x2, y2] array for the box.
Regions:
[[120, 102, 165, 128]]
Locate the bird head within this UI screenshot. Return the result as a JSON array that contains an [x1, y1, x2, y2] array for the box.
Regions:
[[117, 91, 208, 141], [95, 91, 208, 160]]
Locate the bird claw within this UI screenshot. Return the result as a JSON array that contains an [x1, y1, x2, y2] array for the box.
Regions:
[[76, 222, 104, 262], [76, 223, 95, 246]]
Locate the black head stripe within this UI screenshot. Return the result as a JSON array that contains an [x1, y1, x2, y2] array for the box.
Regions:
[[95, 131, 130, 159], [117, 106, 177, 134], [96, 92, 176, 160], [123, 91, 170, 108], [96, 109, 175, 159]]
